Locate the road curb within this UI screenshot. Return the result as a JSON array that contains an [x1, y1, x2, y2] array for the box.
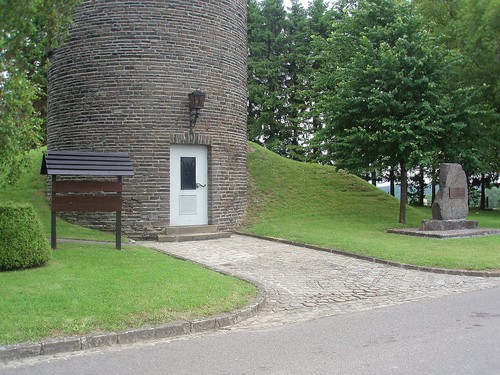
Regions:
[[238, 233, 500, 278], [0, 250, 267, 364]]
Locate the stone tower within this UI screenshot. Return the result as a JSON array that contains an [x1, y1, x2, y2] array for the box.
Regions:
[[47, 0, 248, 238]]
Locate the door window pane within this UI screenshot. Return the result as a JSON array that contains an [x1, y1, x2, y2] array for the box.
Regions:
[[181, 157, 196, 190]]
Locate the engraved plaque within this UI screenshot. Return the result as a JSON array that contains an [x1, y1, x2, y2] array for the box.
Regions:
[[449, 187, 466, 199]]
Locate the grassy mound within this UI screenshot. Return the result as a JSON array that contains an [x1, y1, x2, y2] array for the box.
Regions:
[[244, 142, 425, 237], [242, 143, 500, 270]]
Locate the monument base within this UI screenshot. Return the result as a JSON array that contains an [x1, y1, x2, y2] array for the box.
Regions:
[[421, 219, 478, 231], [387, 227, 500, 239]]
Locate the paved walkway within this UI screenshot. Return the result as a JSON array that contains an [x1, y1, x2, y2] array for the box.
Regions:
[[2, 235, 499, 364], [143, 235, 500, 330]]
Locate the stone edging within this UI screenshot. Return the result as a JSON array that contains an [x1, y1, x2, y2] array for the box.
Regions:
[[0, 249, 267, 364], [237, 233, 500, 278]]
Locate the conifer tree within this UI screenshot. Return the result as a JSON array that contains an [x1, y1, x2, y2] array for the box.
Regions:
[[247, 0, 336, 160], [247, 0, 290, 156]]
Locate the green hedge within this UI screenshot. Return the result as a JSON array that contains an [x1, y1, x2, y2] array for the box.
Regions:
[[0, 202, 51, 271]]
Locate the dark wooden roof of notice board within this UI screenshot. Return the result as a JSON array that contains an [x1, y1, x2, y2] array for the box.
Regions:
[[41, 151, 134, 176]]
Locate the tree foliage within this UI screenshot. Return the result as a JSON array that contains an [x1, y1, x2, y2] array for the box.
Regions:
[[312, 0, 466, 223], [415, 0, 500, 206], [248, 0, 289, 155], [248, 0, 499, 221], [247, 0, 334, 159], [0, 0, 81, 184]]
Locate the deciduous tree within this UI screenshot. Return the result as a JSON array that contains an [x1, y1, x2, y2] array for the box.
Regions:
[[0, 0, 80, 183], [314, 0, 461, 223], [415, 0, 500, 207]]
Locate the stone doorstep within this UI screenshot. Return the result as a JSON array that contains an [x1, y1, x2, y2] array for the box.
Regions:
[[165, 225, 219, 235], [0, 287, 267, 363], [157, 232, 232, 242], [158, 226, 231, 242]]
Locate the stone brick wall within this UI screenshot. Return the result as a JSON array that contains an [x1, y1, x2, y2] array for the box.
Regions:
[[47, 0, 248, 238]]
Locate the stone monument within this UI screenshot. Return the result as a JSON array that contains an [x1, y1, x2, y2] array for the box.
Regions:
[[422, 163, 478, 231]]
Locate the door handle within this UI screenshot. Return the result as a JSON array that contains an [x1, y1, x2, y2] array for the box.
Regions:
[[196, 183, 206, 188]]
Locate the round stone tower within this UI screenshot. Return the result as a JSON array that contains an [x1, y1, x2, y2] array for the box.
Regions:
[[47, 0, 248, 238]]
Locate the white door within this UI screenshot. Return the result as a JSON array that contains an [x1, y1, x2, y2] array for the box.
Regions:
[[170, 145, 208, 226]]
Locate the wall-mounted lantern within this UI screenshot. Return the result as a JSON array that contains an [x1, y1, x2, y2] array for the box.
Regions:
[[188, 90, 206, 131]]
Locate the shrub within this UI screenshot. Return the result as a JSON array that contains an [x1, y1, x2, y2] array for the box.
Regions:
[[0, 202, 51, 271]]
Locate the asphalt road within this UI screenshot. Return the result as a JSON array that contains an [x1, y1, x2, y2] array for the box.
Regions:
[[2, 286, 499, 375]]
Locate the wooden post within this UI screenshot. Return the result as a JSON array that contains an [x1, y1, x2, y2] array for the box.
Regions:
[[116, 176, 122, 250], [51, 175, 57, 250]]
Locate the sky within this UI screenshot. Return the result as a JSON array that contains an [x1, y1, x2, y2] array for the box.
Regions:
[[283, 0, 311, 10], [283, 0, 334, 10]]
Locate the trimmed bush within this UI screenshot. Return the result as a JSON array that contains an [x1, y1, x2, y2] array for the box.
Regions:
[[0, 202, 51, 271]]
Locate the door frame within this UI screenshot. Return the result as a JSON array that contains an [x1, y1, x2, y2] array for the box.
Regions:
[[169, 144, 209, 226]]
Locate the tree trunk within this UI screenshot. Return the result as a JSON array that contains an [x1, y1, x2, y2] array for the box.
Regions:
[[389, 168, 395, 196], [418, 167, 425, 207], [311, 118, 322, 159], [399, 162, 407, 224], [480, 173, 486, 210], [371, 171, 377, 186], [431, 168, 436, 204]]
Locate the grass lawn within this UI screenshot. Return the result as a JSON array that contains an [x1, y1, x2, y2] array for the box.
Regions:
[[1, 145, 498, 345], [0, 243, 256, 345], [0, 150, 256, 345], [242, 143, 500, 271]]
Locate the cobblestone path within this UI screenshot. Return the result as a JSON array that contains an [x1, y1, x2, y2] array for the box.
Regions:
[[143, 235, 500, 329]]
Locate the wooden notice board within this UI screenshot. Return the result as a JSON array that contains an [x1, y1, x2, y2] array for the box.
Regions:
[[41, 151, 134, 250]]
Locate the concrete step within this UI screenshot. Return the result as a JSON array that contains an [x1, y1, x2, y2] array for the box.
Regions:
[[164, 225, 219, 235], [158, 225, 231, 242], [157, 232, 231, 242]]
